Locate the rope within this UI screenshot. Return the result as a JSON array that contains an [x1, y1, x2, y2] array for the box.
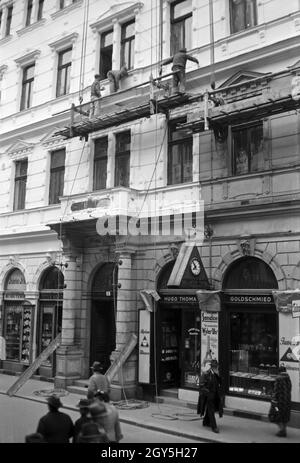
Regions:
[[78, 0, 90, 103]]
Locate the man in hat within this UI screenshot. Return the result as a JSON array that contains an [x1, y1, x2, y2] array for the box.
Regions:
[[90, 74, 105, 117], [73, 399, 92, 443], [159, 47, 199, 95], [36, 395, 74, 443], [197, 359, 224, 433], [87, 361, 110, 400]]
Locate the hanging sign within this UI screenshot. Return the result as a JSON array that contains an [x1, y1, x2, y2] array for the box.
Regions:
[[138, 310, 151, 384]]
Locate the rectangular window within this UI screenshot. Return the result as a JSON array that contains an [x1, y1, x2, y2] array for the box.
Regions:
[[232, 123, 263, 175], [37, 0, 44, 20], [230, 0, 257, 34], [59, 0, 65, 9], [20, 64, 35, 110], [5, 5, 13, 36], [56, 48, 72, 97], [13, 159, 28, 211], [168, 119, 193, 185], [171, 0, 192, 55], [49, 149, 65, 204], [115, 131, 131, 187], [99, 29, 113, 80], [0, 10, 3, 32], [121, 20, 135, 70], [25, 0, 33, 27], [93, 137, 108, 191]]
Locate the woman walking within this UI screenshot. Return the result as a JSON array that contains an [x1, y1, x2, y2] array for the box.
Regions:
[[270, 365, 292, 437]]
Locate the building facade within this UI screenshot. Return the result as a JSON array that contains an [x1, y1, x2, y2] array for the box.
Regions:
[[0, 0, 300, 424]]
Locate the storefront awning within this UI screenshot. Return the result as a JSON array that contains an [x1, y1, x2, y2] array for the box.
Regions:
[[196, 290, 222, 312], [272, 290, 300, 314], [140, 289, 160, 312]]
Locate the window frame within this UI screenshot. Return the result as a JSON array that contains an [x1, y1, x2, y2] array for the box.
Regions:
[[167, 118, 193, 185], [120, 19, 135, 70], [99, 29, 113, 80], [231, 121, 264, 176], [170, 0, 192, 55], [115, 131, 131, 188], [229, 0, 258, 34], [48, 149, 66, 205], [25, 0, 33, 27], [5, 5, 13, 36], [56, 47, 72, 97], [20, 63, 35, 111], [93, 136, 108, 191], [37, 0, 44, 21], [13, 159, 28, 211]]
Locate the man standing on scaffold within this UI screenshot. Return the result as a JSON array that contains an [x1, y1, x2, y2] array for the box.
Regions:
[[159, 47, 199, 95]]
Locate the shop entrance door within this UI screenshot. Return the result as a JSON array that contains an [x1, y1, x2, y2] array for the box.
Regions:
[[90, 300, 116, 373], [159, 308, 181, 388]]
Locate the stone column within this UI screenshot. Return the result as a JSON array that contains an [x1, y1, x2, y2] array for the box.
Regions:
[[55, 247, 84, 388], [110, 248, 137, 400], [26, 291, 39, 362]]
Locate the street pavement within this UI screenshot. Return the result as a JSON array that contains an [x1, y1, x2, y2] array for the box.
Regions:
[[0, 374, 299, 444]]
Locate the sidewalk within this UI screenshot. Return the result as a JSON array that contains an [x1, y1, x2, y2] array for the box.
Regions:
[[0, 374, 299, 443]]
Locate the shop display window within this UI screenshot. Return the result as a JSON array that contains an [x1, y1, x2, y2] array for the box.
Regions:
[[4, 303, 33, 363], [229, 311, 278, 399], [182, 310, 201, 388], [160, 311, 180, 386]]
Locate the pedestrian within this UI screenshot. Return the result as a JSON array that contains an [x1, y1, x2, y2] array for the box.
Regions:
[[87, 361, 110, 400], [36, 395, 74, 443], [77, 421, 108, 443], [197, 359, 224, 433], [90, 74, 104, 117], [159, 47, 199, 95], [73, 398, 92, 443], [25, 433, 46, 443], [107, 65, 128, 93], [269, 365, 292, 437], [94, 391, 123, 443]]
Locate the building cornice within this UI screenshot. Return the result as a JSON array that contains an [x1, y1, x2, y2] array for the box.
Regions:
[[16, 18, 47, 37], [90, 2, 143, 32]]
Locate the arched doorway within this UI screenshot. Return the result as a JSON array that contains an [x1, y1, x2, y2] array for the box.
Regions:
[[222, 256, 279, 401], [2, 269, 33, 371], [38, 266, 64, 377], [90, 263, 118, 372]]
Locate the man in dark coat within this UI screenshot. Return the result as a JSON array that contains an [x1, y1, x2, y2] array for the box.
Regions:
[[159, 47, 199, 94], [107, 66, 128, 93], [36, 395, 74, 443], [73, 399, 92, 443], [271, 365, 292, 437], [90, 74, 104, 117], [197, 359, 223, 433]]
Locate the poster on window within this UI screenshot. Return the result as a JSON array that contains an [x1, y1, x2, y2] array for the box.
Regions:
[[279, 312, 300, 403], [138, 310, 151, 384], [200, 311, 219, 366]]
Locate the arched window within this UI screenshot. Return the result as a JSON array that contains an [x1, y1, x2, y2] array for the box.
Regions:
[[223, 256, 278, 290]]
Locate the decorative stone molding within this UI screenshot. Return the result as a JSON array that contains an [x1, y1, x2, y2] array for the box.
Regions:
[[51, 0, 84, 20], [0, 261, 28, 291], [90, 2, 143, 32], [40, 129, 68, 150], [5, 139, 36, 160], [17, 18, 46, 36], [237, 237, 256, 256], [0, 65, 8, 81], [154, 253, 175, 282], [15, 50, 41, 68], [48, 32, 79, 52]]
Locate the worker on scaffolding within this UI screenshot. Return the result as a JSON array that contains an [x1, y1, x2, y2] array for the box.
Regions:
[[107, 65, 128, 94], [159, 47, 199, 95], [90, 74, 104, 118]]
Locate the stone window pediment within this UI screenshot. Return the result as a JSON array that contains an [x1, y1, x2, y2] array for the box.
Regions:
[[6, 140, 36, 160], [40, 129, 67, 149], [15, 50, 41, 68], [49, 32, 78, 51], [219, 70, 269, 89], [90, 1, 143, 31]]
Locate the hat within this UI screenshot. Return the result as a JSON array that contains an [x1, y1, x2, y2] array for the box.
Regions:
[[89, 401, 107, 418], [179, 47, 187, 53], [47, 395, 62, 409], [77, 398, 91, 408], [80, 422, 102, 437], [91, 361, 103, 372]]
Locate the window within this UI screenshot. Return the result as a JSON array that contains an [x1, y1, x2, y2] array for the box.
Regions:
[[171, 0, 192, 55], [49, 149, 65, 204], [5, 5, 13, 36], [93, 137, 108, 191], [20, 64, 35, 110], [59, 0, 65, 9], [99, 29, 113, 80], [0, 10, 3, 32], [121, 20, 135, 70], [56, 48, 72, 97], [232, 122, 263, 175], [25, 0, 33, 26], [115, 131, 130, 187], [230, 0, 257, 34], [37, 0, 44, 20], [168, 119, 193, 185], [13, 159, 28, 211]]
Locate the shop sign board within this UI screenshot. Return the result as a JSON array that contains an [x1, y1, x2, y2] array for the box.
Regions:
[[160, 295, 198, 304], [138, 310, 151, 384], [201, 311, 219, 365], [225, 294, 273, 304]]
